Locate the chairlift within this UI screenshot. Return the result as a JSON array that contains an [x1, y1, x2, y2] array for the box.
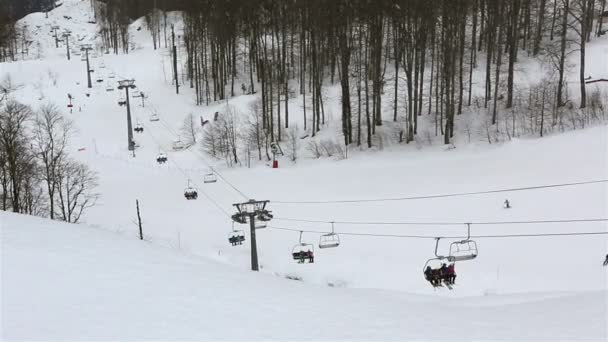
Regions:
[[108, 72, 116, 79], [292, 231, 314, 264], [183, 179, 198, 200], [156, 152, 167, 164], [228, 223, 246, 246], [423, 238, 452, 288], [203, 169, 217, 183], [149, 113, 160, 121], [105, 82, 114, 92], [448, 223, 478, 262], [172, 137, 185, 151], [118, 96, 127, 106], [134, 122, 143, 133], [96, 76, 104, 83], [99, 62, 106, 68], [319, 222, 340, 249]]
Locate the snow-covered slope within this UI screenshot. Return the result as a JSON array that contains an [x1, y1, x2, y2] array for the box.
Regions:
[[2, 1, 608, 339], [2, 212, 606, 341]]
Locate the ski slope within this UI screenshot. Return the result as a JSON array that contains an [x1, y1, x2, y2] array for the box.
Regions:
[[1, 1, 608, 339], [2, 212, 607, 341]]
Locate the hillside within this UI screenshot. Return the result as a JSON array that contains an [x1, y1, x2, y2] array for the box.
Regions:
[[2, 211, 607, 340], [1, 0, 608, 340]]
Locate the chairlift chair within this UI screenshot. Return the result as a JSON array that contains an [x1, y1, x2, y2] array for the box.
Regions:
[[134, 122, 143, 133], [319, 222, 340, 249], [448, 224, 478, 262], [118, 96, 127, 106], [172, 138, 185, 151], [292, 231, 315, 264], [105, 82, 114, 92], [156, 152, 167, 164], [183, 180, 198, 200], [149, 113, 160, 122], [422, 238, 452, 288], [203, 169, 217, 183], [228, 223, 246, 246], [108, 72, 116, 79], [96, 76, 104, 83]]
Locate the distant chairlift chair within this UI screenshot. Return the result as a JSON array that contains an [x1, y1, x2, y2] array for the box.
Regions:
[[203, 170, 217, 183], [423, 238, 454, 288], [156, 152, 167, 164], [319, 222, 340, 249], [183, 180, 198, 200], [134, 122, 144, 133], [172, 138, 185, 151], [228, 223, 246, 246], [448, 223, 478, 262], [292, 231, 314, 264]]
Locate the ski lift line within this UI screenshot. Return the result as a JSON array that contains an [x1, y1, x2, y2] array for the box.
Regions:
[[272, 217, 608, 226], [142, 122, 233, 218], [156, 116, 249, 200], [267, 225, 608, 240], [270, 179, 608, 205]]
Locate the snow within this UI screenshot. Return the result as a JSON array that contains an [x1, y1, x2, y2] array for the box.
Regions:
[[2, 212, 607, 341], [1, 0, 608, 340]]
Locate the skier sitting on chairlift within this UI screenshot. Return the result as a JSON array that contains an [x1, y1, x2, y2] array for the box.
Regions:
[[424, 266, 441, 286], [444, 263, 456, 285], [306, 250, 314, 263]]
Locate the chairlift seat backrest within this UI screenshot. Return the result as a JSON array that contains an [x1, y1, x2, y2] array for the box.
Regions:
[[448, 240, 478, 262], [203, 173, 217, 183], [319, 233, 340, 249]]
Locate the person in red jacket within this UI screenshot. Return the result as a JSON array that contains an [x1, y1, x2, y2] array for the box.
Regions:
[[445, 263, 456, 284]]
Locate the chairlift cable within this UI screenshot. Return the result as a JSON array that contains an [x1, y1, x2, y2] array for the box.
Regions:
[[142, 121, 233, 218], [271, 179, 608, 204], [267, 225, 608, 240], [156, 117, 249, 200], [273, 217, 608, 226]]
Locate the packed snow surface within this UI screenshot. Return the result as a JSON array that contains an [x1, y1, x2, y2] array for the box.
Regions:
[[2, 212, 607, 340], [2, 0, 608, 340]]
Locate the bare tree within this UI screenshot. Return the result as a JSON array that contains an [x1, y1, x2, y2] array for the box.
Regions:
[[202, 105, 241, 167], [33, 103, 72, 219], [0, 100, 32, 212], [56, 159, 99, 223], [180, 113, 198, 146], [286, 126, 300, 162]]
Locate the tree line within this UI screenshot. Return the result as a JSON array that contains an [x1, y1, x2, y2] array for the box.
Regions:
[[94, 0, 607, 155], [0, 0, 56, 61], [4, 0, 607, 166]]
